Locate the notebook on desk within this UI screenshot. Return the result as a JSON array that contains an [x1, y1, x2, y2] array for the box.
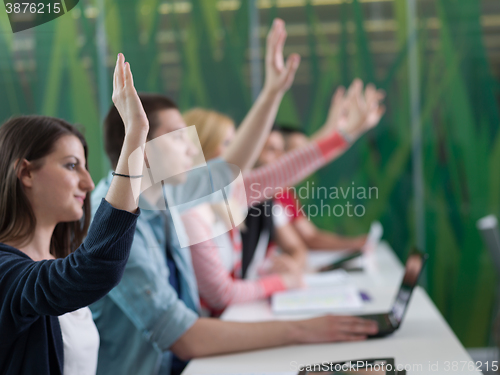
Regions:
[[272, 284, 363, 314]]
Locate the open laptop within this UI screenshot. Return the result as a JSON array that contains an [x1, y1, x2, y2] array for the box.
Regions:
[[357, 249, 428, 338]]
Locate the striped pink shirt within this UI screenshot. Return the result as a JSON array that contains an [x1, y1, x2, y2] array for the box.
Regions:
[[182, 132, 348, 313]]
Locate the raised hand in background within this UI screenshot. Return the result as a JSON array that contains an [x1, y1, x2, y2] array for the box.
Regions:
[[313, 79, 385, 142]]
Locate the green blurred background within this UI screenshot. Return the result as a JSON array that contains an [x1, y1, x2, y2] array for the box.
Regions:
[[1, 0, 499, 347]]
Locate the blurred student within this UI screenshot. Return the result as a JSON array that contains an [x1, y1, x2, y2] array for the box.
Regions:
[[89, 19, 379, 375], [181, 79, 381, 313], [241, 82, 384, 275], [178, 110, 319, 310], [275, 125, 368, 251], [182, 108, 301, 314], [0, 54, 145, 375]]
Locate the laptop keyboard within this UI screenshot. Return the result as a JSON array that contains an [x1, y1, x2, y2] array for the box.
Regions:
[[361, 314, 392, 329]]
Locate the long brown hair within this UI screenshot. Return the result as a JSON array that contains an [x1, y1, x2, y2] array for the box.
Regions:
[[0, 116, 91, 258]]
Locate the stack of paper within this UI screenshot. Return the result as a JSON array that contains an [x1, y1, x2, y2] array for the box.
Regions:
[[272, 284, 363, 314]]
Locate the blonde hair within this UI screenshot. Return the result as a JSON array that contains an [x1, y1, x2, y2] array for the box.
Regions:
[[183, 108, 235, 161], [183, 108, 247, 230]]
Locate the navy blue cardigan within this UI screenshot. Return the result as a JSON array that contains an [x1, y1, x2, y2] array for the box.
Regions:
[[0, 199, 139, 375]]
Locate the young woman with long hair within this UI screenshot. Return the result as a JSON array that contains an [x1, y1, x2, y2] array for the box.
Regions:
[[0, 53, 148, 375]]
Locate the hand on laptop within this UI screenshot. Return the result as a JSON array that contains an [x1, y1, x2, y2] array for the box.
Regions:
[[293, 315, 378, 343]]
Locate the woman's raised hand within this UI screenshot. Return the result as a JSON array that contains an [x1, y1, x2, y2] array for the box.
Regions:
[[339, 79, 385, 141], [263, 18, 301, 96], [105, 54, 149, 212], [311, 86, 347, 140], [112, 53, 149, 140], [313, 79, 385, 142]]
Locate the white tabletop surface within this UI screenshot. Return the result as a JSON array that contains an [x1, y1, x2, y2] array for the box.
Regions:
[[184, 243, 483, 375]]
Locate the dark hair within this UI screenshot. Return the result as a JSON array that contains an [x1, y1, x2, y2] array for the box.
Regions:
[[0, 115, 91, 259], [273, 123, 307, 136], [104, 93, 178, 168]]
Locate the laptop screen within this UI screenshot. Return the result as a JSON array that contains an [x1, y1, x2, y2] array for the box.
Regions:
[[390, 251, 427, 324]]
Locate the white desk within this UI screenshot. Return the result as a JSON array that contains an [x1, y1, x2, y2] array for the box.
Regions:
[[184, 243, 482, 374]]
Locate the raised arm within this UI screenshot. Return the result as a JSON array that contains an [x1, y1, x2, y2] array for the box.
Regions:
[[105, 53, 149, 213], [292, 216, 367, 250], [312, 79, 385, 142], [237, 79, 386, 207], [222, 19, 300, 171], [241, 132, 348, 206], [3, 53, 148, 321]]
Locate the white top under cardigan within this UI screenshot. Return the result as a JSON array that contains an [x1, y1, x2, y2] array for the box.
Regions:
[[58, 307, 100, 375]]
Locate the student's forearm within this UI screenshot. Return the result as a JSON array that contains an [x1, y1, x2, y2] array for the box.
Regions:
[[294, 217, 362, 251], [304, 231, 349, 250], [222, 19, 299, 171], [275, 224, 308, 269], [288, 247, 307, 268], [171, 318, 298, 359], [300, 229, 364, 251], [222, 88, 282, 171], [171, 315, 379, 360], [105, 134, 145, 213]]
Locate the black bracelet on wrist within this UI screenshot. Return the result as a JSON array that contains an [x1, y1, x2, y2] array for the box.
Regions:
[[112, 172, 144, 179]]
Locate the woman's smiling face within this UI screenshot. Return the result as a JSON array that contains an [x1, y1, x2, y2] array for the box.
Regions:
[[21, 135, 95, 225]]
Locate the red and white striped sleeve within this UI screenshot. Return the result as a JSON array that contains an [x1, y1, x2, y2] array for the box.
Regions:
[[238, 132, 349, 206], [181, 209, 286, 311]]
